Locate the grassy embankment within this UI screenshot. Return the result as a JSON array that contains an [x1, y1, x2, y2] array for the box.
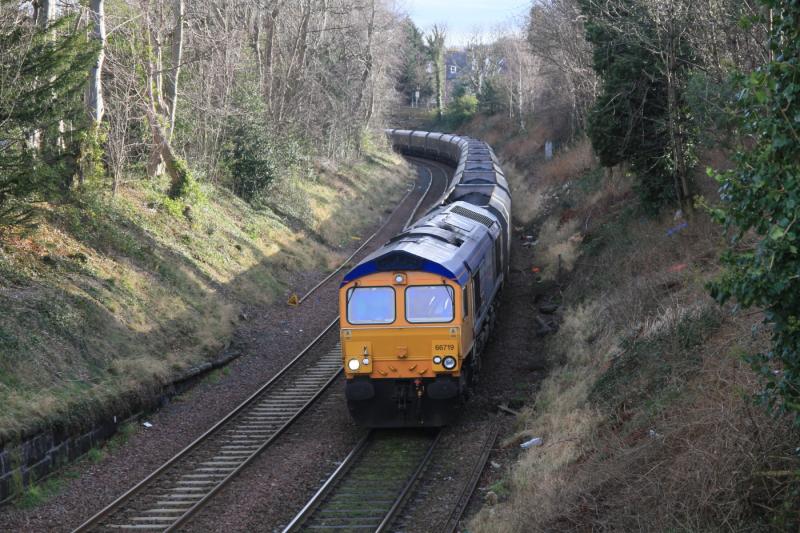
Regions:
[[0, 144, 413, 446], [462, 118, 800, 531]]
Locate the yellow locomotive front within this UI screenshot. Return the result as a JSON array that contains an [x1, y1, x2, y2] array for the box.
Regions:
[[339, 270, 474, 427]]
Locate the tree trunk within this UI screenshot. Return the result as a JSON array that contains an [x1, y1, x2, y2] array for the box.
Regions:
[[436, 57, 444, 120], [29, 0, 56, 150], [253, 7, 264, 89], [518, 62, 524, 131], [145, 104, 186, 198], [354, 0, 376, 120], [665, 41, 689, 210], [87, 0, 106, 125], [278, 1, 311, 123], [165, 0, 184, 140], [264, 6, 279, 107], [34, 0, 55, 29]]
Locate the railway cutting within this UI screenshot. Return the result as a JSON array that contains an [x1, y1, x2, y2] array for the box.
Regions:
[[71, 157, 452, 533]]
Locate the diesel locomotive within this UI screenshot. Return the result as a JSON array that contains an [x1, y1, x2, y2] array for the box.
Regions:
[[339, 130, 511, 427]]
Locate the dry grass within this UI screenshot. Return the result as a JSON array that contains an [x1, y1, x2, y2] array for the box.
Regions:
[[469, 141, 800, 532], [0, 143, 411, 444], [532, 218, 582, 280], [535, 138, 596, 187]]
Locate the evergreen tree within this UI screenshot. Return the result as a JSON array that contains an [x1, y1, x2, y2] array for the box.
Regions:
[[0, 8, 97, 227], [579, 0, 695, 209], [711, 0, 800, 420], [397, 18, 433, 106], [426, 26, 447, 120], [478, 77, 503, 115]]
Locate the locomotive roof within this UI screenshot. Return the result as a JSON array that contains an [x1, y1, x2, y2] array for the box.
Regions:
[[341, 202, 499, 286]]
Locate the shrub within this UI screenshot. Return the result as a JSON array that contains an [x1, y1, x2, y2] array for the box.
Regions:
[[710, 0, 800, 421], [445, 94, 478, 129], [225, 119, 305, 205]]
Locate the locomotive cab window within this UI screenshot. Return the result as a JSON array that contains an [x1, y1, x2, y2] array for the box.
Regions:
[[346, 287, 395, 325], [405, 285, 455, 323]]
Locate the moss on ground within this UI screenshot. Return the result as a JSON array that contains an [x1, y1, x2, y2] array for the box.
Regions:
[[0, 145, 412, 445]]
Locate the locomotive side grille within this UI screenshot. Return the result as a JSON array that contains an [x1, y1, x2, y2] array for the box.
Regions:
[[450, 205, 495, 228]]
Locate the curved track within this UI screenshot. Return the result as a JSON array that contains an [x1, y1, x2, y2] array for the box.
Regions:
[[73, 158, 452, 533], [439, 423, 499, 533], [298, 157, 450, 304]]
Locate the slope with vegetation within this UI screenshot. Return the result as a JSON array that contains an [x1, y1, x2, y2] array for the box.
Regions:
[[0, 148, 411, 445], [410, 0, 800, 528], [466, 133, 799, 530], [0, 0, 413, 449]]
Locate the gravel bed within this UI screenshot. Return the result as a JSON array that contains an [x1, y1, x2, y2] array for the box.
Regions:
[[0, 161, 436, 532], [455, 229, 557, 531], [183, 374, 365, 533]]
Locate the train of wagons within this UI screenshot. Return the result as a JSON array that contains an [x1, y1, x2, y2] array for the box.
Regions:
[[338, 130, 511, 427]]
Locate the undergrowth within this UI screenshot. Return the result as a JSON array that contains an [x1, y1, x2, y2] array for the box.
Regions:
[[0, 143, 412, 446], [469, 139, 800, 532]]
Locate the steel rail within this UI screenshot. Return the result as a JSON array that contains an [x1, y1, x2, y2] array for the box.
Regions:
[[296, 188, 415, 305], [279, 431, 373, 533], [73, 318, 340, 532], [282, 430, 441, 533], [375, 430, 441, 533], [402, 161, 435, 231], [163, 366, 344, 532], [297, 157, 443, 304], [73, 158, 453, 532], [441, 422, 500, 533]]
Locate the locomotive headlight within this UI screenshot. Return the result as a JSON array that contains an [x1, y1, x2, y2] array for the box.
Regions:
[[347, 358, 360, 371], [433, 356, 442, 365], [443, 356, 457, 370], [362, 357, 370, 365]]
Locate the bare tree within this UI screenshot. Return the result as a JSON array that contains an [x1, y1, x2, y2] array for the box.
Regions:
[[96, 0, 404, 196], [528, 0, 596, 133], [87, 0, 106, 126], [465, 32, 502, 99], [139, 0, 189, 194], [426, 25, 446, 120]]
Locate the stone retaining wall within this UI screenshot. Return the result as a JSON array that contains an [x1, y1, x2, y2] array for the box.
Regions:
[[0, 344, 241, 504]]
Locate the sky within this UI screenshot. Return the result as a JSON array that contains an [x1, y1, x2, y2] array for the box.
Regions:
[[399, 0, 531, 47]]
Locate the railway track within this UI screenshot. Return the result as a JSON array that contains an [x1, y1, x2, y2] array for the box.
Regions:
[[440, 423, 500, 533], [283, 422, 499, 533], [296, 156, 449, 304], [282, 430, 441, 533], [73, 158, 452, 533], [74, 322, 342, 532]]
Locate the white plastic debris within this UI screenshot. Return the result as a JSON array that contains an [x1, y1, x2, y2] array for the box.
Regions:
[[143, 421, 153, 428], [648, 429, 661, 439], [520, 437, 543, 449], [490, 461, 501, 469]]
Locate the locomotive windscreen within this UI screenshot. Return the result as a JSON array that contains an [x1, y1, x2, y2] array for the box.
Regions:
[[405, 285, 455, 323], [347, 287, 395, 324]]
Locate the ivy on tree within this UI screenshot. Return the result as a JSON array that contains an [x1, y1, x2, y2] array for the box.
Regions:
[[710, 0, 800, 420]]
